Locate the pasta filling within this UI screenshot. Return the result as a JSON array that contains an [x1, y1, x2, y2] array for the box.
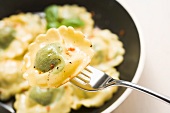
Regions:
[[34, 43, 65, 73], [29, 87, 64, 106], [0, 26, 15, 49]]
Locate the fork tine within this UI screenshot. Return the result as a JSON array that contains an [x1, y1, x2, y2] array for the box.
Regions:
[[76, 73, 90, 83], [72, 76, 86, 85], [70, 77, 96, 91], [70, 65, 114, 91], [81, 69, 91, 78], [84, 66, 92, 72]]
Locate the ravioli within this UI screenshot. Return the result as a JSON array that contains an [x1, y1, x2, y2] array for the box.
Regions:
[[0, 13, 46, 59], [90, 28, 125, 67], [23, 26, 94, 88], [0, 60, 29, 100], [14, 84, 73, 113]]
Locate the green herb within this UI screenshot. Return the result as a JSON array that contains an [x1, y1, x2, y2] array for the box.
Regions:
[[45, 5, 58, 22], [46, 21, 60, 29], [45, 5, 59, 29], [61, 18, 84, 27], [45, 5, 84, 29]]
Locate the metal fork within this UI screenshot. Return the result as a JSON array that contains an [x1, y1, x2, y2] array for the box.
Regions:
[[70, 65, 170, 104]]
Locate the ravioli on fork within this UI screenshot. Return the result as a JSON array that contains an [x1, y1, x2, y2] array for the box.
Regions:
[[23, 26, 94, 88]]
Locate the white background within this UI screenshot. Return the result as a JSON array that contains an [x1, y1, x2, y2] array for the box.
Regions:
[[113, 0, 170, 113]]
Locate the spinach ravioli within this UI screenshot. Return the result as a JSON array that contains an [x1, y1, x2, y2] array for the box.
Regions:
[[14, 84, 73, 113], [23, 26, 94, 88], [0, 13, 45, 59]]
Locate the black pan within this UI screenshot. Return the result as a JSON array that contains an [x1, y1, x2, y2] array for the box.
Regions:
[[0, 0, 142, 113]]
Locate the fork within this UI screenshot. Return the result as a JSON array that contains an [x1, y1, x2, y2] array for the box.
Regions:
[[70, 65, 170, 104]]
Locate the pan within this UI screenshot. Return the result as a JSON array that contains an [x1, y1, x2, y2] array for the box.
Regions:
[[0, 0, 144, 113]]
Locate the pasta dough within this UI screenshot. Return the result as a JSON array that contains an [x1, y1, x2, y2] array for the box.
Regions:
[[23, 26, 94, 88], [0, 60, 29, 100]]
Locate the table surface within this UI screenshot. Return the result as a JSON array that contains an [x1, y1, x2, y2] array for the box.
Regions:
[[113, 0, 170, 113]]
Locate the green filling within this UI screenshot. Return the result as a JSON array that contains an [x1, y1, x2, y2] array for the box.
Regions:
[[0, 26, 15, 49], [92, 50, 104, 65], [29, 87, 64, 106], [45, 5, 84, 29], [34, 43, 65, 73], [91, 44, 105, 65]]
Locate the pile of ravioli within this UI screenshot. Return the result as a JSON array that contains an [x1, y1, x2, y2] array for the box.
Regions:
[[0, 5, 125, 113]]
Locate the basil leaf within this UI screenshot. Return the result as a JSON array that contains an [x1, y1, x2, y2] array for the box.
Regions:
[[45, 5, 58, 22], [46, 21, 60, 29], [45, 5, 59, 29], [45, 5, 85, 29], [61, 18, 84, 27]]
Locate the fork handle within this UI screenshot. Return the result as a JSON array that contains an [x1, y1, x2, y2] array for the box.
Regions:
[[110, 80, 170, 104]]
